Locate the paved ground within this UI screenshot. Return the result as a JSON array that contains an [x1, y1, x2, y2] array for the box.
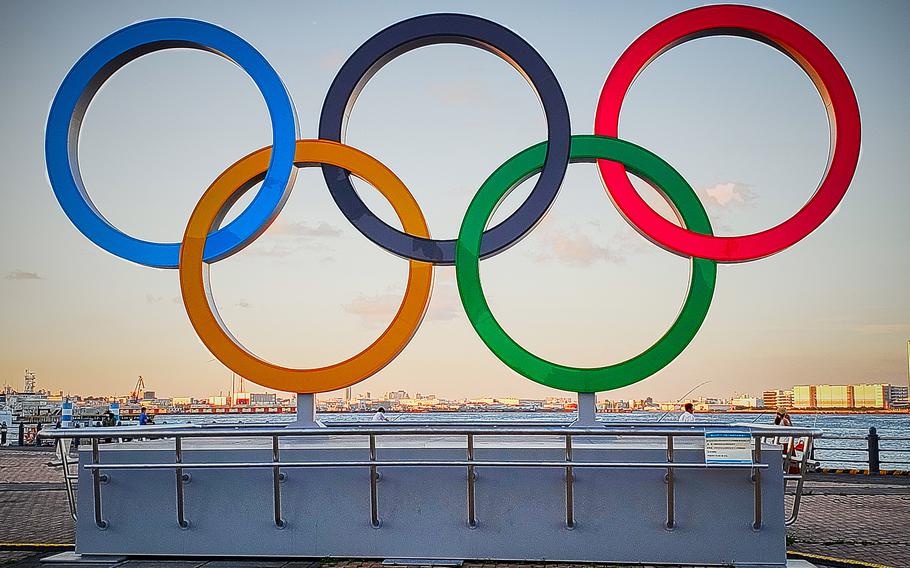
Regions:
[[0, 448, 63, 483], [786, 493, 910, 566], [1, 448, 907, 567], [0, 558, 822, 568]]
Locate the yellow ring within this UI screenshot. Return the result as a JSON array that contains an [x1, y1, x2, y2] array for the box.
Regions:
[[179, 140, 433, 393]]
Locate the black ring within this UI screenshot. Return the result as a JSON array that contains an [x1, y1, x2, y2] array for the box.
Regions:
[[319, 13, 570, 265]]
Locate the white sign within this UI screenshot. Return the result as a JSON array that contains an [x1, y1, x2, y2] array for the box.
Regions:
[[704, 430, 753, 465]]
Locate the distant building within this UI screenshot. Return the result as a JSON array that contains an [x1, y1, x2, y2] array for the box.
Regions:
[[853, 384, 887, 409], [385, 390, 408, 401], [142, 391, 156, 401], [815, 385, 853, 408], [792, 383, 907, 410], [731, 395, 763, 409], [887, 385, 908, 408], [762, 389, 794, 409], [793, 386, 816, 409], [400, 395, 440, 407], [250, 393, 277, 406]]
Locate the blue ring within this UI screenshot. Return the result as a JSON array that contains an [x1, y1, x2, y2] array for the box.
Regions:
[[45, 18, 298, 268], [319, 13, 570, 265]]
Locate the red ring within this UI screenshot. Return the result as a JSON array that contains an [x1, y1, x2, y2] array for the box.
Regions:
[[594, 4, 860, 262]]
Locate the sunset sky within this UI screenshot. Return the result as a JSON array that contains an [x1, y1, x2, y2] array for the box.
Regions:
[[1, 0, 908, 402]]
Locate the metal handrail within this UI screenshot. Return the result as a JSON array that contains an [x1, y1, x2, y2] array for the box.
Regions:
[[39, 423, 821, 531], [38, 423, 823, 440], [81, 460, 770, 470], [54, 439, 78, 522]]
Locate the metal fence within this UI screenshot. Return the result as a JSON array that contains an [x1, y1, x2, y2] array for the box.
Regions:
[[811, 427, 910, 472], [41, 423, 821, 532]]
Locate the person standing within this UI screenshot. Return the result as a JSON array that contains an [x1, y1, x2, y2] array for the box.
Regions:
[[0, 422, 7, 446], [678, 402, 696, 423], [138, 407, 149, 426]]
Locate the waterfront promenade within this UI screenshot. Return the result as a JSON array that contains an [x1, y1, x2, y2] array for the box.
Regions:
[[1, 447, 907, 567]]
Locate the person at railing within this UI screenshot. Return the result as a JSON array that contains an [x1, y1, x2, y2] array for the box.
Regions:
[[102, 410, 116, 428], [678, 402, 696, 422], [772, 406, 804, 473], [774, 407, 793, 427], [372, 407, 389, 422], [70, 422, 81, 453], [139, 407, 150, 425]]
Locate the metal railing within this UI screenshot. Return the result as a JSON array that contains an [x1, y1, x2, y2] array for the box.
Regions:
[[53, 438, 79, 521], [40, 423, 820, 532], [811, 427, 910, 472]]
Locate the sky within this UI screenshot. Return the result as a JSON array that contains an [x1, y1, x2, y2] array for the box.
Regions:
[[1, 0, 908, 402]]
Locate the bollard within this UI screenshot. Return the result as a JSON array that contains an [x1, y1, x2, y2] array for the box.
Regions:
[[18, 422, 24, 446], [867, 427, 880, 475]]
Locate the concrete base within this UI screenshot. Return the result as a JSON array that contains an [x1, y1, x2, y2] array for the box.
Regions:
[[287, 394, 324, 428], [570, 392, 598, 427], [74, 435, 787, 566]]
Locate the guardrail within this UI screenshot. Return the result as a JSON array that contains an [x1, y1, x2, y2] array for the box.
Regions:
[[40, 423, 820, 532], [811, 427, 910, 473]]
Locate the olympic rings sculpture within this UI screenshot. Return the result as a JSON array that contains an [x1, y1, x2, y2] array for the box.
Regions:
[[45, 5, 860, 394]]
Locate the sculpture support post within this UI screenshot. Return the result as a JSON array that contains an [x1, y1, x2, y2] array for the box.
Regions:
[[291, 393, 322, 428], [572, 392, 598, 427]]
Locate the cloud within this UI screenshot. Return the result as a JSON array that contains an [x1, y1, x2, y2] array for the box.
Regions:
[[532, 227, 624, 267], [245, 244, 300, 258], [343, 290, 400, 326], [235, 299, 251, 309], [245, 241, 332, 259], [145, 293, 164, 303], [269, 220, 342, 238], [6, 269, 42, 280], [698, 182, 756, 207], [343, 273, 462, 326]]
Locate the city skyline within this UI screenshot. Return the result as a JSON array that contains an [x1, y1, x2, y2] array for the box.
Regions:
[[6, 369, 908, 410], [2, 1, 909, 401]]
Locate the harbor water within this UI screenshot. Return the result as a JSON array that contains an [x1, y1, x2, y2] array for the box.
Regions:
[[154, 411, 910, 470]]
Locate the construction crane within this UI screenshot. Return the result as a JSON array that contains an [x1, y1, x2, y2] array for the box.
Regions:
[[130, 376, 146, 403]]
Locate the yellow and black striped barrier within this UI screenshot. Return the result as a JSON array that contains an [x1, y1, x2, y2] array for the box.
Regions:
[[789, 549, 894, 568], [0, 542, 74, 552], [816, 467, 910, 476]]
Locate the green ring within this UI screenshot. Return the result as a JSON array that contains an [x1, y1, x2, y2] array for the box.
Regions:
[[455, 135, 717, 393]]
